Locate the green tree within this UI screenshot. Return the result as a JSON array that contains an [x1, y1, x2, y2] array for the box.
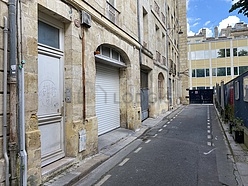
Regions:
[[229, 0, 248, 17]]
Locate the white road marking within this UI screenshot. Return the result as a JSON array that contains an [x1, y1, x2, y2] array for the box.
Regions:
[[95, 175, 112, 186], [215, 136, 218, 140], [204, 148, 216, 155], [119, 158, 130, 166], [163, 125, 167, 128], [158, 129, 163, 132], [145, 139, 151, 144], [134, 147, 142, 153], [207, 135, 212, 139]]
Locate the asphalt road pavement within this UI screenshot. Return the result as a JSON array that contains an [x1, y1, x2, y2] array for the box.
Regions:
[[75, 105, 237, 186]]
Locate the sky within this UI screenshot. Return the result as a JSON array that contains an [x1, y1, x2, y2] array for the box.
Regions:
[[187, 0, 248, 37]]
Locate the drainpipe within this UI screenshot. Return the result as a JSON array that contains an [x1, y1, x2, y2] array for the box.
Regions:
[[82, 26, 86, 120], [8, 0, 18, 185], [3, 16, 10, 186], [137, 0, 142, 65], [17, 0, 27, 184]]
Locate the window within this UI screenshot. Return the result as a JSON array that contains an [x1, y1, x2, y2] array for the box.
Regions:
[[212, 68, 217, 76], [156, 51, 161, 63], [98, 45, 124, 63], [211, 50, 217, 58], [227, 67, 231, 75], [226, 49, 230, 57], [206, 69, 209, 77], [234, 67, 238, 75], [108, 0, 115, 6], [106, 0, 119, 24], [238, 47, 248, 56], [217, 67, 226, 76], [38, 21, 59, 49], [196, 69, 205, 77], [102, 46, 111, 57], [204, 51, 209, 59], [158, 73, 164, 99], [239, 66, 248, 75], [217, 49, 225, 58], [233, 48, 237, 56], [195, 51, 204, 60], [192, 69, 196, 77]]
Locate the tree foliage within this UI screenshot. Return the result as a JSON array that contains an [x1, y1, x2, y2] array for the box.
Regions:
[[229, 0, 248, 17]]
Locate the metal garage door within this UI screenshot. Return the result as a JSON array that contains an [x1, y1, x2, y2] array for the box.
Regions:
[[96, 64, 120, 135]]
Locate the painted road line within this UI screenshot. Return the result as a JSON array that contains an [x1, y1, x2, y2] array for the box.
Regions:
[[134, 147, 142, 153], [158, 129, 163, 132], [119, 158, 130, 166], [145, 139, 151, 144], [204, 148, 216, 155], [95, 175, 112, 186], [163, 125, 167, 128]]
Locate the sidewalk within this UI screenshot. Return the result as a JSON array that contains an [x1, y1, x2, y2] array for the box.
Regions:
[[215, 106, 248, 186], [43, 105, 184, 186]]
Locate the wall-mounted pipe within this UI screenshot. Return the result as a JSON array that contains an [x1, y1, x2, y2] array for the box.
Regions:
[[3, 16, 10, 186], [16, 0, 27, 184], [137, 0, 142, 65], [8, 0, 18, 185]]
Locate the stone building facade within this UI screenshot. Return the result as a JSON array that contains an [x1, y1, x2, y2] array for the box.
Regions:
[[0, 0, 186, 185]]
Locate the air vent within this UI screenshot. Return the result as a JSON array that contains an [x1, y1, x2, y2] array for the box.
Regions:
[[81, 10, 91, 28]]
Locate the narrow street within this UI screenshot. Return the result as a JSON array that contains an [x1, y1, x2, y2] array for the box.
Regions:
[[75, 105, 238, 186]]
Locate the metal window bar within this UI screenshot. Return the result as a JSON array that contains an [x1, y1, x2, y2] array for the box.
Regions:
[[162, 56, 166, 66], [106, 1, 120, 24], [154, 1, 160, 16], [156, 51, 161, 63], [161, 12, 165, 25]]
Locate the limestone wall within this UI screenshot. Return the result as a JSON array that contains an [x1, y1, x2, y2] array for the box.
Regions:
[[178, 0, 189, 104], [0, 0, 186, 184]]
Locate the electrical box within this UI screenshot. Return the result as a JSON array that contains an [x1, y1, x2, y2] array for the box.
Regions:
[[79, 130, 86, 152], [65, 88, 71, 103], [81, 11, 91, 28]]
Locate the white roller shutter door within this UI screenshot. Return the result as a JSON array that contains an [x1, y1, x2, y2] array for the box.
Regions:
[[96, 64, 120, 135]]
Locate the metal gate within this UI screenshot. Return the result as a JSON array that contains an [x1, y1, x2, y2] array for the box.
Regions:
[[189, 89, 213, 104], [140, 71, 149, 121]]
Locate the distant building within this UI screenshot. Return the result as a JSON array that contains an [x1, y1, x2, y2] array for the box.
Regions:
[[0, 0, 186, 185], [188, 23, 248, 90]]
